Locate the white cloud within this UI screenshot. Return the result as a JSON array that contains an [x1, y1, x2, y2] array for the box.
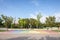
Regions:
[[30, 11, 60, 23], [54, 13, 60, 17], [40, 16, 46, 23], [54, 13, 60, 22], [30, 11, 47, 23], [30, 13, 37, 19], [41, 12, 60, 23], [30, 14, 46, 23]]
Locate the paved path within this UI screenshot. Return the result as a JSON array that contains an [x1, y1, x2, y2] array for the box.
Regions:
[[0, 30, 60, 40], [0, 33, 60, 40], [43, 30, 59, 34]]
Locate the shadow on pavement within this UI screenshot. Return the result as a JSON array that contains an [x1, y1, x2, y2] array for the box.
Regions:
[[45, 36, 60, 40], [7, 37, 29, 40], [6, 36, 60, 40]]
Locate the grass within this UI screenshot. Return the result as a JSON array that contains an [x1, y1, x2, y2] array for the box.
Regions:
[[52, 30, 60, 32], [0, 30, 7, 32]]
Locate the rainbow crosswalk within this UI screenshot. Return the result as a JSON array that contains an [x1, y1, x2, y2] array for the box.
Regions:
[[0, 30, 59, 35]]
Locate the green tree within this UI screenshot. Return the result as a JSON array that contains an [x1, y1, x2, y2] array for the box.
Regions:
[[36, 12, 42, 28], [1, 15, 13, 30], [29, 18, 38, 28], [23, 18, 30, 28], [55, 22, 60, 30], [18, 18, 23, 28], [18, 18, 30, 28], [7, 17, 13, 28], [0, 17, 3, 27], [45, 16, 56, 30]]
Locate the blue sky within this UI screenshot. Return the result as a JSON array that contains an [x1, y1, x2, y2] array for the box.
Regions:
[[0, 0, 60, 22]]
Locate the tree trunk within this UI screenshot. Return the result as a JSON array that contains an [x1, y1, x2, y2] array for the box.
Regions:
[[6, 26, 8, 31], [58, 27, 60, 30]]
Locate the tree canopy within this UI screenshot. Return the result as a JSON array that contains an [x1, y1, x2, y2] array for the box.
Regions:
[[0, 14, 60, 29]]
